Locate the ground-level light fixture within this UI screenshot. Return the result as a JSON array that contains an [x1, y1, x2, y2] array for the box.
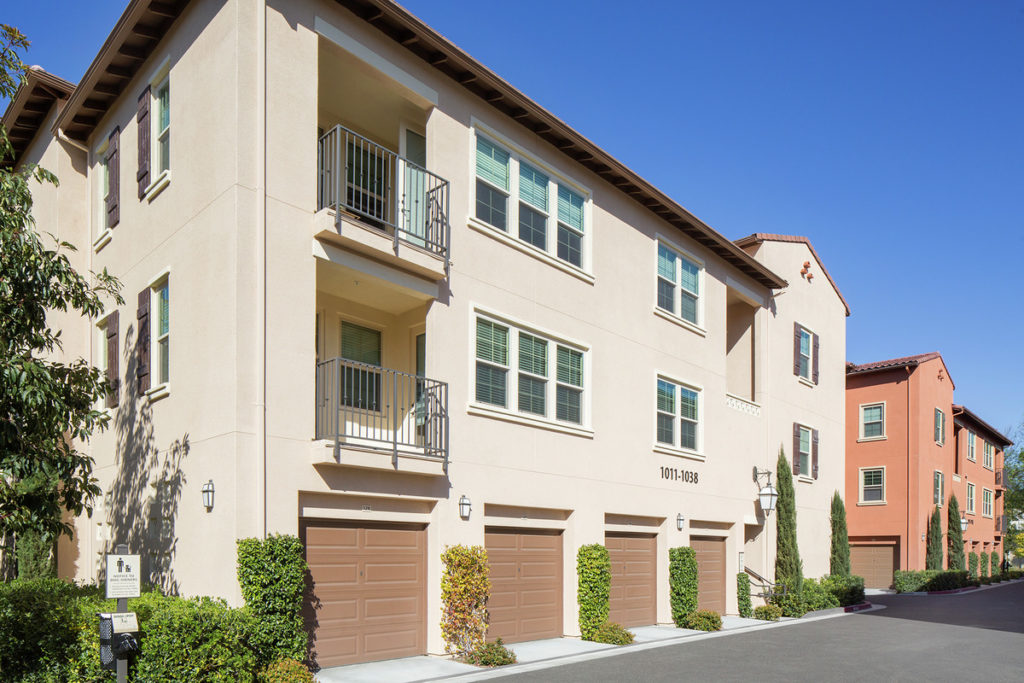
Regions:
[[676, 513, 685, 531], [201, 480, 215, 511], [753, 467, 778, 517], [960, 516, 969, 533], [459, 495, 472, 520]]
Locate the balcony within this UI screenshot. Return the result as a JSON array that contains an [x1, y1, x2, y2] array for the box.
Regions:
[[996, 467, 1005, 488], [317, 124, 450, 269], [315, 357, 449, 468], [996, 514, 1007, 535]]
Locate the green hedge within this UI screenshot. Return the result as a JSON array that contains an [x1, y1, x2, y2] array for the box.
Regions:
[[991, 551, 1000, 577], [591, 621, 634, 645], [0, 578, 85, 680], [801, 578, 840, 612], [440, 545, 490, 658], [668, 547, 698, 627], [893, 570, 977, 593], [577, 544, 611, 641], [683, 609, 721, 632], [771, 581, 807, 617], [736, 573, 752, 618], [768, 574, 865, 616], [236, 535, 308, 666], [753, 604, 782, 621], [980, 552, 989, 579], [968, 551, 979, 578], [820, 574, 865, 606]]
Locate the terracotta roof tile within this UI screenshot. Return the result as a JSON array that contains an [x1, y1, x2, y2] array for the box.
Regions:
[[952, 405, 1012, 448], [846, 352, 942, 374]]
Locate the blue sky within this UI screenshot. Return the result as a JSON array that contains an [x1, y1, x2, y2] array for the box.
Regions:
[[5, 1, 1023, 434]]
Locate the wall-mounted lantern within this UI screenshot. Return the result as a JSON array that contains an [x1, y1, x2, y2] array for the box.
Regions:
[[458, 495, 472, 520], [201, 480, 215, 511], [753, 467, 778, 517], [676, 513, 685, 531], [960, 516, 969, 533]]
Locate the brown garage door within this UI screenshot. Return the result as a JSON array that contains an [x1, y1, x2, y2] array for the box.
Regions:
[[692, 536, 726, 614], [302, 520, 426, 668], [851, 545, 896, 589], [606, 533, 657, 627], [486, 528, 563, 643]]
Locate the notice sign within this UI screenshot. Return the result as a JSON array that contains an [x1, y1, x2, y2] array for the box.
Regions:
[[105, 554, 141, 599], [111, 612, 139, 634]]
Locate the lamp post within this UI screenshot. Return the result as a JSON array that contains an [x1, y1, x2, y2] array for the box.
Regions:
[[753, 467, 779, 517]]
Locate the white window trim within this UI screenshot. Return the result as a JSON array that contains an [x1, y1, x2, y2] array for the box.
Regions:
[[857, 466, 886, 505], [653, 372, 704, 460], [967, 482, 976, 515], [94, 313, 115, 414], [934, 407, 945, 446], [967, 431, 976, 462], [796, 323, 816, 386], [469, 123, 593, 277], [653, 235, 707, 335], [146, 268, 171, 403], [143, 59, 172, 201], [93, 136, 112, 252], [796, 423, 814, 478], [858, 401, 887, 441], [982, 441, 994, 471], [982, 488, 994, 518], [468, 306, 591, 434], [933, 470, 944, 507]]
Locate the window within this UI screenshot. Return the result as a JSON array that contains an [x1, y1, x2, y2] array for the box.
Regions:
[[96, 144, 110, 238], [793, 324, 818, 384], [860, 403, 885, 439], [934, 408, 945, 445], [656, 243, 702, 326], [153, 280, 170, 386], [475, 316, 585, 425], [798, 328, 812, 379], [983, 489, 993, 517], [474, 133, 588, 270], [933, 470, 944, 506], [155, 77, 170, 173], [797, 425, 813, 477], [967, 483, 976, 514], [860, 468, 884, 503], [983, 441, 994, 470], [967, 431, 976, 461], [656, 378, 701, 452], [340, 321, 382, 409]]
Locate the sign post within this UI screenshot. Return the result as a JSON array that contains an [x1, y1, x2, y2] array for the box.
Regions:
[[106, 544, 141, 683]]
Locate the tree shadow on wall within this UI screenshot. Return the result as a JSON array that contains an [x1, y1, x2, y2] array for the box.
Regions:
[[103, 323, 190, 595]]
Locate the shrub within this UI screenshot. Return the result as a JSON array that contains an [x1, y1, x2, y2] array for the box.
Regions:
[[237, 535, 308, 667], [991, 551, 1000, 578], [801, 578, 839, 612], [258, 658, 315, 683], [736, 573, 752, 618], [668, 547, 698, 626], [0, 578, 80, 680], [946, 496, 965, 570], [753, 604, 782, 621], [969, 551, 979, 578], [980, 551, 989, 578], [15, 530, 56, 580], [465, 639, 516, 667], [440, 545, 490, 657], [770, 582, 806, 617], [926, 507, 943, 570], [133, 597, 258, 683], [577, 544, 611, 641], [893, 570, 976, 593], [978, 575, 992, 585], [591, 621, 634, 645], [683, 609, 722, 632], [820, 574, 865, 606], [775, 449, 803, 593], [924, 571, 973, 592], [829, 492, 850, 576]]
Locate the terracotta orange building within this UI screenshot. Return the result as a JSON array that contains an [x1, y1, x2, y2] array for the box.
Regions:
[[843, 352, 1012, 588]]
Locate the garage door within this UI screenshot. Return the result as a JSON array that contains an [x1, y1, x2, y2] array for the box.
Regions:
[[486, 528, 563, 643], [606, 533, 657, 627], [851, 545, 896, 589], [692, 536, 726, 614], [302, 520, 426, 668]]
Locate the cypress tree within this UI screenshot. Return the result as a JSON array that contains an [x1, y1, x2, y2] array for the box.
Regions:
[[774, 447, 803, 592], [926, 506, 943, 570], [830, 491, 850, 576], [946, 495, 965, 570]]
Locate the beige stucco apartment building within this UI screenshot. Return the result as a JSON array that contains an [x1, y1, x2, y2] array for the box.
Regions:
[[4, 0, 849, 667]]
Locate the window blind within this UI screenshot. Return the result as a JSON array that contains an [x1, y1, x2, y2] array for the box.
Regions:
[[556, 346, 583, 386], [519, 162, 548, 210], [341, 321, 381, 366], [476, 137, 509, 190], [679, 387, 698, 420], [679, 258, 699, 294], [557, 185, 584, 232], [158, 284, 170, 335], [476, 319, 508, 365], [519, 334, 547, 376], [657, 245, 676, 280]]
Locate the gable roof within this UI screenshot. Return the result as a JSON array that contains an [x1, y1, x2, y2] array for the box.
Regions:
[[952, 405, 1012, 449], [846, 352, 955, 389], [1, 66, 75, 168], [733, 233, 850, 316]]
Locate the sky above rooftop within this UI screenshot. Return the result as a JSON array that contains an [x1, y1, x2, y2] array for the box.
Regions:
[[4, 1, 1023, 436]]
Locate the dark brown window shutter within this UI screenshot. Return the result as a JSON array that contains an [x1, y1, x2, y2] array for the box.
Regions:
[[812, 429, 819, 480], [792, 423, 801, 475], [137, 86, 151, 199], [137, 288, 151, 392], [812, 333, 820, 385], [105, 311, 119, 408], [106, 127, 120, 228], [793, 322, 801, 376]]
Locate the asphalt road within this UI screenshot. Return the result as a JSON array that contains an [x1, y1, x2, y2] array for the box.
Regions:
[[493, 582, 1024, 682]]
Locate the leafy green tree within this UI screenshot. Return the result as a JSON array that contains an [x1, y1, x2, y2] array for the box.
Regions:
[[0, 24, 121, 555], [946, 495, 965, 570], [925, 507, 943, 570], [774, 447, 802, 592], [829, 491, 849, 576], [1003, 425, 1024, 567]]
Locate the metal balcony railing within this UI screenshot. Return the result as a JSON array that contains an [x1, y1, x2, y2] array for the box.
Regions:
[[315, 357, 449, 465], [317, 124, 450, 264], [997, 514, 1007, 535]]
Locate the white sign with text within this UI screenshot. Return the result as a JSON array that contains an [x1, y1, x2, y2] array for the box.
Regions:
[[105, 554, 141, 599]]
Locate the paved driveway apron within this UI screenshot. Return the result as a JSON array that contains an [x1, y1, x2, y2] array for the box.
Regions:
[[492, 582, 1024, 682]]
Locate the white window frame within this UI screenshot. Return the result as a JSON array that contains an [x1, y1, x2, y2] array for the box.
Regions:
[[142, 59, 172, 201], [858, 466, 886, 505], [797, 424, 813, 478], [982, 488, 993, 518], [654, 374, 703, 460], [983, 441, 994, 470], [469, 308, 591, 436], [859, 402, 886, 441], [967, 431, 976, 462], [147, 270, 171, 401], [967, 482, 976, 515], [933, 470, 944, 506], [654, 237, 706, 335], [934, 407, 946, 445], [93, 137, 112, 251], [95, 315, 111, 409], [468, 125, 592, 280]]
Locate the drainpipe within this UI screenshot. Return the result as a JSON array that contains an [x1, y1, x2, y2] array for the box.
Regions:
[[906, 365, 912, 569], [255, 0, 268, 539]]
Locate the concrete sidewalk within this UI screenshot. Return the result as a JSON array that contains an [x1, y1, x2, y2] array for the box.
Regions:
[[315, 607, 871, 683]]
